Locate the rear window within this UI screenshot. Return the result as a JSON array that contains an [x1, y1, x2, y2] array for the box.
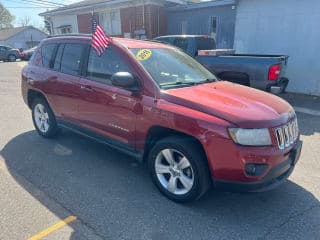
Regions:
[[60, 44, 85, 76], [195, 37, 216, 50], [41, 44, 57, 68], [156, 37, 173, 44]]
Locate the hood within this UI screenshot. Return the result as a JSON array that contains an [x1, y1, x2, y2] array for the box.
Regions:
[[9, 48, 21, 54], [23, 47, 36, 54], [161, 81, 294, 128]]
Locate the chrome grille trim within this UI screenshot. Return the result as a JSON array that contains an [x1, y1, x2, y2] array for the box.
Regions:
[[275, 118, 299, 150]]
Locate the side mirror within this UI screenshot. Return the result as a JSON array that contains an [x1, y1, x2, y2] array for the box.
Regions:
[[111, 72, 139, 91]]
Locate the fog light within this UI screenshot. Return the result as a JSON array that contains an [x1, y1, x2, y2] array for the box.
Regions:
[[245, 164, 268, 177]]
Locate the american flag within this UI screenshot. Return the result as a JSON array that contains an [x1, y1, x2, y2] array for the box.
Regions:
[[91, 16, 112, 56]]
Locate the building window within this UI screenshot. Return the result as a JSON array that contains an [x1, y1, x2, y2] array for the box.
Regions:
[[99, 10, 121, 35], [210, 16, 218, 39], [58, 25, 72, 34]]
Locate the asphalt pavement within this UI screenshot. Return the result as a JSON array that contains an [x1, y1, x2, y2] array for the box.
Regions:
[[0, 61, 319, 240]]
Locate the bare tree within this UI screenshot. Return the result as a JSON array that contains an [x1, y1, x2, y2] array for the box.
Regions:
[[18, 16, 32, 27], [0, 3, 15, 29]]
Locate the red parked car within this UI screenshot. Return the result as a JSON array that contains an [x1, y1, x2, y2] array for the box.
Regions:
[[21, 35, 302, 202]]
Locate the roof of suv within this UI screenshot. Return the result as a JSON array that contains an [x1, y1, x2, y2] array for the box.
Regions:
[[45, 35, 173, 49]]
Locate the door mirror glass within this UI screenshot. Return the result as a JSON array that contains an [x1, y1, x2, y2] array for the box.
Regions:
[[111, 72, 138, 91]]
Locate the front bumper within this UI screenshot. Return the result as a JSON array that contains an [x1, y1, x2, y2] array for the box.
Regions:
[[213, 140, 302, 192]]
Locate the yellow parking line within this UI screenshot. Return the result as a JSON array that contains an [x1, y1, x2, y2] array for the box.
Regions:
[[27, 215, 77, 240]]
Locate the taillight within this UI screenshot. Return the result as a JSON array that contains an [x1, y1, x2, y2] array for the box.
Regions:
[[268, 64, 281, 81]]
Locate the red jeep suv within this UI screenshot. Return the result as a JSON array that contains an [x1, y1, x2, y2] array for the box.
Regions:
[[21, 35, 302, 202]]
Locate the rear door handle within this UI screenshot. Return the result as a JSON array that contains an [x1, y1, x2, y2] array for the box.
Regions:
[[80, 85, 95, 92]]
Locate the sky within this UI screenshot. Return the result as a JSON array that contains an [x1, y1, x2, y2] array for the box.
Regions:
[[1, 0, 78, 28]]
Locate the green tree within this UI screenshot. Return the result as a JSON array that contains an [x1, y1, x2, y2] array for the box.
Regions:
[[0, 3, 15, 29]]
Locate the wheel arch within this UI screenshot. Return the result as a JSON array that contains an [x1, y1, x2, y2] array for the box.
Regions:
[[27, 89, 49, 109], [142, 125, 206, 162]]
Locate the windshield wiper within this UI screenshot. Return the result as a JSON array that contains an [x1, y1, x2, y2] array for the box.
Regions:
[[195, 78, 216, 84], [159, 81, 196, 87], [159, 79, 216, 88], [180, 79, 216, 86]]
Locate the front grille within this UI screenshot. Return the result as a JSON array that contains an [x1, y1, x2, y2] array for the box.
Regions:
[[275, 118, 299, 149]]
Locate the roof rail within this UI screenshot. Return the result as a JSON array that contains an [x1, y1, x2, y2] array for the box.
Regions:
[[47, 33, 92, 38]]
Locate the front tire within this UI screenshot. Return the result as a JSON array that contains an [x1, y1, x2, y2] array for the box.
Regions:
[[8, 54, 16, 62], [32, 98, 59, 138], [148, 136, 211, 203]]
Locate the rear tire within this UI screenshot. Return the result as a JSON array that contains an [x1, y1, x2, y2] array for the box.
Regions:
[[279, 77, 289, 93], [148, 136, 211, 203], [31, 97, 59, 138]]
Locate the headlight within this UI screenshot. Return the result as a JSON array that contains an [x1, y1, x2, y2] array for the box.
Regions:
[[228, 128, 272, 146]]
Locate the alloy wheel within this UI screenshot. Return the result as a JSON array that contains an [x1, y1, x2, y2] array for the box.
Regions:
[[34, 103, 50, 133], [155, 148, 194, 195]]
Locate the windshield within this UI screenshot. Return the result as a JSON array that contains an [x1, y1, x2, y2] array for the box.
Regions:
[[130, 48, 217, 89]]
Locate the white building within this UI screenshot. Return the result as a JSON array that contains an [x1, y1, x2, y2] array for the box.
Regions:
[[0, 26, 48, 50], [39, 0, 186, 39]]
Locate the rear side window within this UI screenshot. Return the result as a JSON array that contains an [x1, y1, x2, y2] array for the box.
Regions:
[[60, 44, 85, 76], [0, 46, 9, 51], [41, 44, 57, 68], [86, 47, 131, 85], [30, 48, 42, 66], [196, 37, 216, 50], [173, 38, 188, 52], [53, 44, 64, 71]]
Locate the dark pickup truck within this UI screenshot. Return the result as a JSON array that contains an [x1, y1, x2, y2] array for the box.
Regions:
[[154, 35, 289, 93]]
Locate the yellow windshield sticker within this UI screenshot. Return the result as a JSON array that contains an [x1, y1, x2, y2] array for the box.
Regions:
[[136, 49, 152, 61]]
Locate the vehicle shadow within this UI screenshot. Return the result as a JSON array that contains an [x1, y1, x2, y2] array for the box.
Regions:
[[296, 112, 320, 136], [278, 93, 320, 136], [1, 130, 319, 240]]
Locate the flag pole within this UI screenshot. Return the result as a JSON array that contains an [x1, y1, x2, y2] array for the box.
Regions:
[[91, 9, 94, 34], [90, 9, 113, 56]]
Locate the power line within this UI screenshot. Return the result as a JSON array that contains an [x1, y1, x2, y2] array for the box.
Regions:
[[6, 6, 56, 8], [22, 0, 65, 6], [6, 0, 60, 8], [10, 0, 65, 7], [35, 0, 66, 6]]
